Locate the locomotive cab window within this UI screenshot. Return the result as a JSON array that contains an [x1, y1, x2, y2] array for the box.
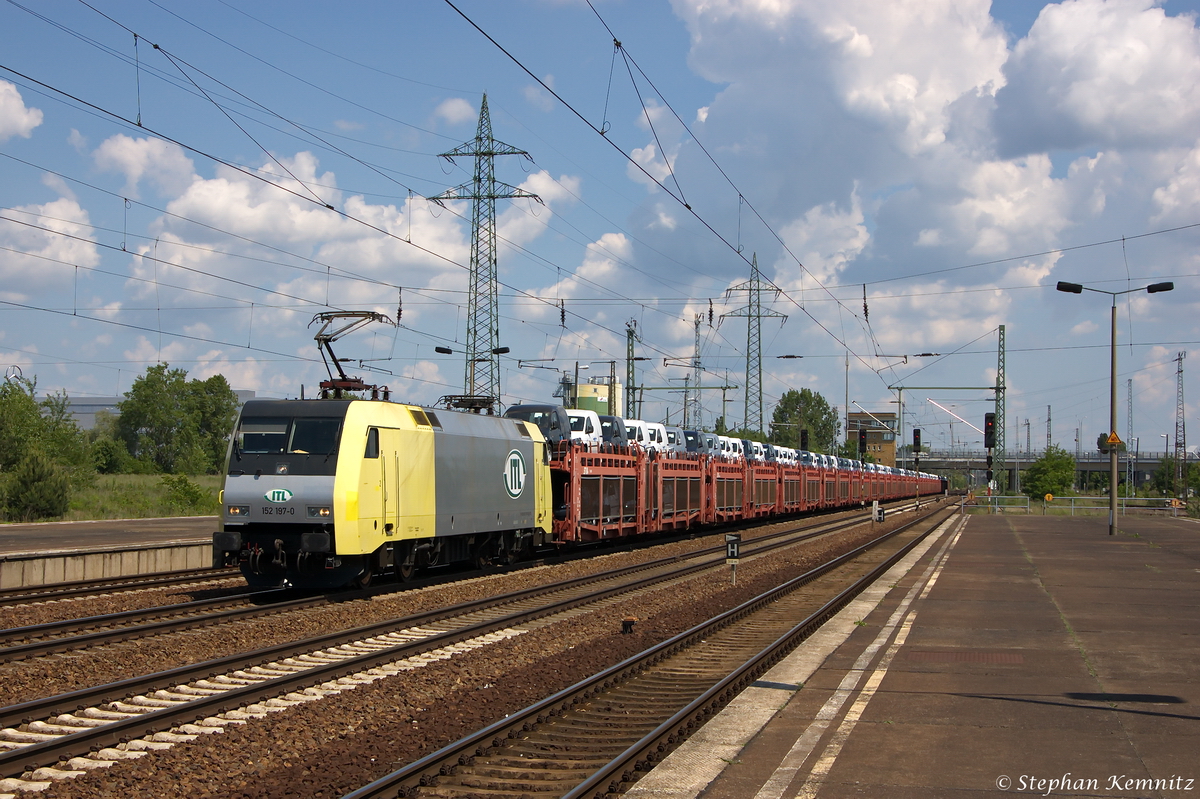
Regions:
[[289, 418, 341, 455], [230, 408, 345, 476], [364, 427, 380, 458], [238, 418, 289, 453]]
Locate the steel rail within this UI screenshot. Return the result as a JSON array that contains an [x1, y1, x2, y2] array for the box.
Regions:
[[0, 501, 929, 779], [0, 567, 242, 608], [341, 505, 950, 799]]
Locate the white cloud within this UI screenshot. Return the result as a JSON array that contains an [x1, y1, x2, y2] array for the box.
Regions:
[[995, 0, 1200, 155], [948, 154, 1068, 255], [674, 0, 1008, 156], [0, 198, 100, 301], [93, 135, 196, 199], [434, 97, 476, 125], [776, 188, 869, 288], [0, 80, 42, 142], [523, 75, 556, 111], [1152, 141, 1200, 220], [1070, 320, 1099, 335]]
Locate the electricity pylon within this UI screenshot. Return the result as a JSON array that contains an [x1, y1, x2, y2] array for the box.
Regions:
[[427, 94, 541, 412], [721, 253, 786, 434]]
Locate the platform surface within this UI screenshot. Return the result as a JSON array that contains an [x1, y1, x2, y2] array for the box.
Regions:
[[637, 513, 1200, 799], [0, 516, 216, 556]]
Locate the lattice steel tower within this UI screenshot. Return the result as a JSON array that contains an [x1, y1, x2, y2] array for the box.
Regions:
[[690, 315, 703, 431], [428, 95, 540, 412], [721, 253, 785, 433], [994, 324, 1007, 490], [626, 320, 640, 418], [1176, 351, 1187, 499]]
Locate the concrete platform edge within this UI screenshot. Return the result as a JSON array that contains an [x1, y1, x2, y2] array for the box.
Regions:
[[624, 514, 964, 799], [0, 543, 213, 589]]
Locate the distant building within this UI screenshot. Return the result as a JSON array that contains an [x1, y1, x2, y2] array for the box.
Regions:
[[46, 390, 256, 430], [847, 410, 897, 467], [574, 378, 623, 417]]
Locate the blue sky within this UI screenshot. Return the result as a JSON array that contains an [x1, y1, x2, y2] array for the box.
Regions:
[[1, 0, 1198, 456]]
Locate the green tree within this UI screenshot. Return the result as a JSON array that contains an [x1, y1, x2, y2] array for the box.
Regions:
[[770, 388, 841, 453], [117, 364, 238, 474], [1150, 457, 1176, 496], [1022, 445, 1077, 498], [0, 377, 44, 472], [5, 450, 70, 521], [0, 376, 93, 515]]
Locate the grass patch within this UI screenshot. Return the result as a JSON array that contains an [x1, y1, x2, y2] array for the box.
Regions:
[[62, 474, 221, 520]]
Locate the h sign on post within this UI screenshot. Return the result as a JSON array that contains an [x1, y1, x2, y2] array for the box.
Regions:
[[725, 533, 741, 585]]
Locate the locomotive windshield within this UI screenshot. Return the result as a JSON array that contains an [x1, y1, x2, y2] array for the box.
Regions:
[[229, 402, 347, 476]]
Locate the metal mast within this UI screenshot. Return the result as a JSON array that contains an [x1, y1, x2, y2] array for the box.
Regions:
[[1176, 351, 1187, 499], [690, 314, 703, 431], [1127, 378, 1134, 496], [427, 94, 540, 413], [626, 320, 640, 418], [721, 253, 785, 433], [994, 324, 1006, 490], [1046, 405, 1051, 451]]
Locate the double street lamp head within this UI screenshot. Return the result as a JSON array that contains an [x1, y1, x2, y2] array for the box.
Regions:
[[1056, 280, 1174, 296]]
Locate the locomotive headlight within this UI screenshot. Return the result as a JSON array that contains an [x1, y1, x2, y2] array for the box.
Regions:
[[307, 506, 332, 519], [227, 505, 251, 517]]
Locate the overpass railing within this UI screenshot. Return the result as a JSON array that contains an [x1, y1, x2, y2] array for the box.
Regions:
[[962, 495, 1186, 516]]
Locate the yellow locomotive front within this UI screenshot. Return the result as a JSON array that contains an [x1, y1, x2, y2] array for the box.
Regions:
[[214, 398, 552, 588]]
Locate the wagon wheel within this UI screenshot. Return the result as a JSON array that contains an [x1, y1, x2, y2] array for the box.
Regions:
[[353, 563, 373, 589], [471, 535, 495, 571], [396, 542, 416, 582]]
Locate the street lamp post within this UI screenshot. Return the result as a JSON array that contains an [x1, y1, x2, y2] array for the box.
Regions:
[[1056, 280, 1174, 535]]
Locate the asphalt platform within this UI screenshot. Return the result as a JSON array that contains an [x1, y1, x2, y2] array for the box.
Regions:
[[0, 516, 215, 556], [629, 512, 1200, 799]]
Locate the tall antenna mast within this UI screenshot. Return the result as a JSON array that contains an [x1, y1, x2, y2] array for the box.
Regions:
[[427, 94, 541, 413], [721, 252, 786, 434]]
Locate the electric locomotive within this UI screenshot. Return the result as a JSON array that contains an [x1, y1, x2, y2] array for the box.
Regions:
[[213, 398, 553, 588]]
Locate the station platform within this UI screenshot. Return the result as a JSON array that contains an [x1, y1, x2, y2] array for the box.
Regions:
[[0, 516, 216, 588], [629, 512, 1200, 798]]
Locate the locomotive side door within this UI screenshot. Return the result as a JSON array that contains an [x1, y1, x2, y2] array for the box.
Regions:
[[381, 427, 402, 536]]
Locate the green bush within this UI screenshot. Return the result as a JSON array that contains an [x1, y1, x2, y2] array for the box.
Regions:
[[160, 474, 209, 514], [6, 451, 70, 521], [92, 437, 132, 474]]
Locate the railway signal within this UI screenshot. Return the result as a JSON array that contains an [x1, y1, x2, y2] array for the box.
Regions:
[[983, 413, 996, 449]]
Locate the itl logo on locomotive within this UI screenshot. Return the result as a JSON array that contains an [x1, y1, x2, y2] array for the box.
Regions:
[[503, 450, 526, 499], [264, 488, 294, 503]]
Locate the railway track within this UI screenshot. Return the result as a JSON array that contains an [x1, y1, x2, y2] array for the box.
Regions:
[[0, 499, 923, 664], [0, 501, 931, 790], [0, 567, 243, 609], [345, 505, 958, 799]]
